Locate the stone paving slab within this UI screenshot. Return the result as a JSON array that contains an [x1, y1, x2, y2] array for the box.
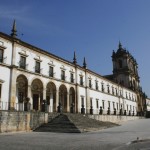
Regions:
[[0, 118, 150, 150]]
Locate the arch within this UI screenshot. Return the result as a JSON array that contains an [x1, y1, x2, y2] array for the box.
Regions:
[[46, 82, 56, 112], [69, 87, 75, 113], [31, 79, 43, 111], [30, 77, 44, 87], [16, 74, 28, 111], [59, 84, 67, 112]]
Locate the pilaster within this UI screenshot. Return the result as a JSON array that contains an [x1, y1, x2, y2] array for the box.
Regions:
[[67, 92, 69, 112], [27, 84, 32, 109], [56, 90, 59, 111], [9, 68, 17, 109]]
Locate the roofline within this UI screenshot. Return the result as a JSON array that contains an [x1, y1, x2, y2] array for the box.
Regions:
[[0, 32, 137, 93]]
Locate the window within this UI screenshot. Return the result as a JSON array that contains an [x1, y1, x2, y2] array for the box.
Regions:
[[129, 93, 131, 99], [81, 97, 84, 106], [108, 101, 110, 108], [101, 82, 104, 92], [126, 92, 128, 99], [70, 73, 74, 83], [61, 70, 65, 80], [102, 100, 105, 109], [20, 56, 26, 69], [119, 59, 123, 68], [107, 85, 110, 93], [116, 103, 119, 110], [112, 86, 113, 95], [96, 99, 99, 109], [80, 76, 83, 86], [89, 79, 92, 88], [130, 105, 132, 111], [0, 49, 3, 63], [132, 94, 134, 101], [35, 61, 40, 73], [95, 81, 98, 90], [120, 104, 123, 108], [127, 104, 128, 111], [49, 66, 53, 77], [18, 91, 24, 103], [113, 102, 115, 109], [116, 88, 118, 96], [120, 90, 122, 96]]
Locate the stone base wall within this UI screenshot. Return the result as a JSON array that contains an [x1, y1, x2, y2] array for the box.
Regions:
[[0, 111, 48, 133], [88, 114, 143, 124]]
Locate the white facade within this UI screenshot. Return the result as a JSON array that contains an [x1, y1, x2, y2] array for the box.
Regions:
[[146, 98, 150, 111], [0, 31, 138, 115]]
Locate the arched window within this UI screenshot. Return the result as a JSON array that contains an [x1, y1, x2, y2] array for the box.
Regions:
[[119, 60, 123, 68]]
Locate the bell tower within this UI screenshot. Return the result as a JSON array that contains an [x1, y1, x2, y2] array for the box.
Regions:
[[112, 42, 140, 91]]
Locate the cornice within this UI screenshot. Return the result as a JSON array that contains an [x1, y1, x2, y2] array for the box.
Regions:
[[0, 32, 139, 94]]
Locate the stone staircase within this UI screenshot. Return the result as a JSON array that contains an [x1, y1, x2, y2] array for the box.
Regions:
[[34, 113, 118, 133], [34, 113, 81, 133], [66, 113, 118, 132]]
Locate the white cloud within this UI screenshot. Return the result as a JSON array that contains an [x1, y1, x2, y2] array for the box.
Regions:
[[0, 6, 30, 20], [0, 5, 47, 28]]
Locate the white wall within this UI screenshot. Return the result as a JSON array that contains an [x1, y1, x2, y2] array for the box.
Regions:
[[0, 34, 138, 114], [0, 67, 11, 105]]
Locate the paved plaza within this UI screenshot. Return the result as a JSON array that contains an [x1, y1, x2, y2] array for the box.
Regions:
[[0, 118, 150, 150]]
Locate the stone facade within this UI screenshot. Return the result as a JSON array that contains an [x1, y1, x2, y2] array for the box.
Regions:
[[0, 111, 48, 133], [88, 114, 142, 124]]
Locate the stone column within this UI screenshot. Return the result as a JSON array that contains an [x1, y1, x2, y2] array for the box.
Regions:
[[9, 42, 17, 110], [42, 87, 47, 112], [67, 92, 70, 112], [27, 85, 32, 110], [38, 93, 41, 111], [43, 88, 46, 100], [77, 86, 80, 113], [9, 68, 17, 110], [50, 92, 53, 112], [74, 90, 76, 113], [56, 90, 59, 111], [86, 88, 90, 114]]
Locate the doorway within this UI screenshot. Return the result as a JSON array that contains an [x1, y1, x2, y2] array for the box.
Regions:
[[33, 94, 39, 110]]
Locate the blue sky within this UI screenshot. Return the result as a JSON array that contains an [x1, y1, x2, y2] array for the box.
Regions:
[[0, 0, 150, 97]]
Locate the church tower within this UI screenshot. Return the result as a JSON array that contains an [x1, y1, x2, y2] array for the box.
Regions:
[[112, 42, 140, 91]]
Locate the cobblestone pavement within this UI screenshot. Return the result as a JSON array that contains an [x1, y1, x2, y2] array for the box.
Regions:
[[0, 119, 150, 150]]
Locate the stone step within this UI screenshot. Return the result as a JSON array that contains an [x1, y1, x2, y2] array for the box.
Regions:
[[35, 128, 81, 133], [34, 113, 118, 133], [34, 114, 82, 133]]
